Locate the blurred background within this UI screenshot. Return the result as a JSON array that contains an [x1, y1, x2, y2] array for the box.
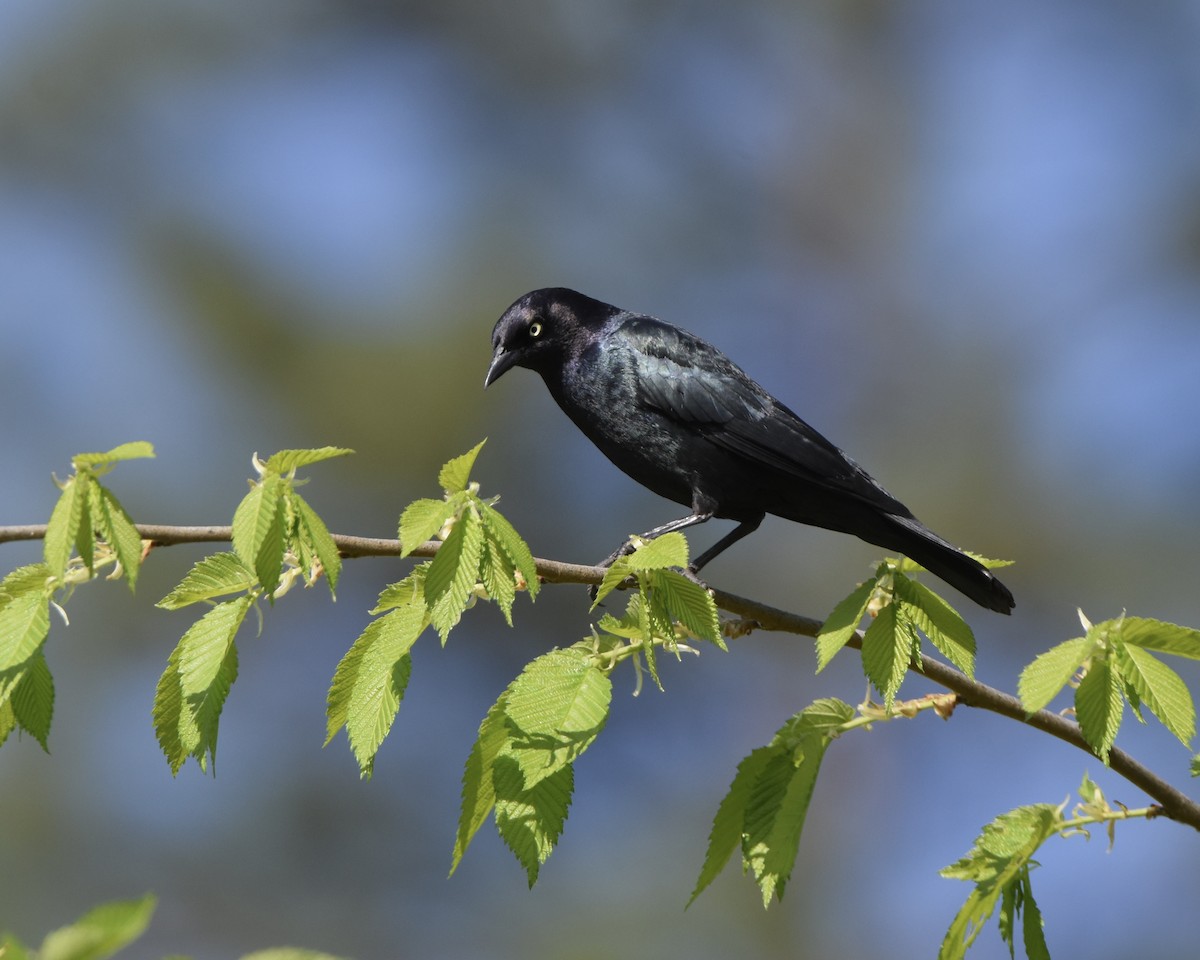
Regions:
[[2, 1, 1199, 957]]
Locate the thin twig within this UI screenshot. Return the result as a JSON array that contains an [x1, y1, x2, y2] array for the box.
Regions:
[[2, 522, 1197, 831]]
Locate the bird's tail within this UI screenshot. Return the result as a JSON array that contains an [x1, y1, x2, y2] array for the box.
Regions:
[[876, 516, 1014, 615]]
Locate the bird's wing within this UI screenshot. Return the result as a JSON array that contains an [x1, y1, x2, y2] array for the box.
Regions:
[[622, 317, 908, 512]]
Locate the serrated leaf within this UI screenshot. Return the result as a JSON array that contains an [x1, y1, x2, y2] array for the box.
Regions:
[[502, 648, 612, 787], [232, 474, 287, 596], [157, 553, 256, 610], [9, 652, 54, 751], [939, 805, 1061, 960], [290, 490, 342, 594], [693, 700, 851, 907], [592, 556, 634, 607], [896, 577, 976, 677], [860, 602, 914, 708], [1017, 636, 1094, 715], [439, 439, 487, 494], [372, 566, 427, 614], [0, 565, 53, 672], [71, 441, 155, 469], [1020, 874, 1051, 960], [479, 539, 518, 626], [1114, 643, 1195, 747], [451, 693, 512, 875], [73, 475, 95, 573], [816, 579, 874, 672], [1118, 617, 1200, 661], [37, 893, 157, 960], [649, 569, 722, 647], [493, 760, 573, 887], [264, 446, 353, 474], [398, 497, 458, 558], [690, 746, 776, 905], [44, 476, 86, 579], [624, 531, 689, 571], [1075, 656, 1123, 763], [742, 737, 827, 905], [325, 602, 426, 776], [425, 508, 484, 643], [88, 484, 144, 592], [480, 503, 539, 600], [153, 597, 250, 774]]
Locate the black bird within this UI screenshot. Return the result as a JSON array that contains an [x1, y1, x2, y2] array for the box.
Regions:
[[485, 288, 1014, 614]]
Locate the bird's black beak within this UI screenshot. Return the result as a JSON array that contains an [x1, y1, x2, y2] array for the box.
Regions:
[[484, 345, 519, 388]]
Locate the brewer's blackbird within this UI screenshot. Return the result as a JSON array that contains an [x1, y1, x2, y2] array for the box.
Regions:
[[485, 288, 1014, 614]]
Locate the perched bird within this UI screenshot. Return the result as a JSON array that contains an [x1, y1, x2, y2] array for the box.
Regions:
[[485, 288, 1014, 614]]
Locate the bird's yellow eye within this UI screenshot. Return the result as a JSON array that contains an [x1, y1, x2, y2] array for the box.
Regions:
[[529, 320, 543, 338]]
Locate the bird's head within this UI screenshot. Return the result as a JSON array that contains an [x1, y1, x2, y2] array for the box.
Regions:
[[485, 287, 616, 388]]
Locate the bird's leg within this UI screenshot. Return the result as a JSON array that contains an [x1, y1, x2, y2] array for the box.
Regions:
[[598, 511, 715, 569], [688, 514, 763, 573]]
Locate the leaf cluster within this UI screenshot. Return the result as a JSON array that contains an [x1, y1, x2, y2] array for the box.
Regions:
[[816, 557, 982, 706], [1, 442, 154, 749], [325, 440, 541, 777], [152, 447, 352, 773], [1018, 611, 1199, 762]]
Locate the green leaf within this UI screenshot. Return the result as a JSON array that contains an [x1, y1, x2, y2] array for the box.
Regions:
[[624, 531, 689, 571], [289, 490, 342, 594], [1114, 643, 1195, 747], [9, 652, 54, 751], [71, 441, 155, 469], [479, 538, 518, 626], [1191, 754, 1200, 777], [1074, 656, 1123, 763], [425, 508, 484, 643], [1118, 617, 1200, 661], [816, 579, 874, 672], [88, 484, 144, 592], [895, 577, 976, 678], [860, 602, 914, 708], [232, 474, 287, 596], [451, 693, 512, 875], [0, 699, 14, 750], [44, 476, 87, 579], [479, 502, 540, 600], [73, 475, 95, 573], [153, 597, 250, 774], [157, 553, 256, 610], [648, 569, 722, 648], [592, 557, 634, 607], [742, 705, 844, 906], [501, 647, 611, 788], [474, 647, 611, 885], [372, 567, 427, 613], [438, 439, 487, 494], [1018, 636, 1094, 715], [264, 446, 353, 474], [325, 602, 426, 776], [939, 805, 1062, 960], [37, 893, 156, 960], [399, 497, 458, 558], [690, 746, 776, 905], [493, 760, 573, 887], [0, 565, 53, 672], [1020, 873, 1051, 960]]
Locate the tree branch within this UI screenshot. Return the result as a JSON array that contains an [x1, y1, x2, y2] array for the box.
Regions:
[[2, 522, 1197, 831]]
